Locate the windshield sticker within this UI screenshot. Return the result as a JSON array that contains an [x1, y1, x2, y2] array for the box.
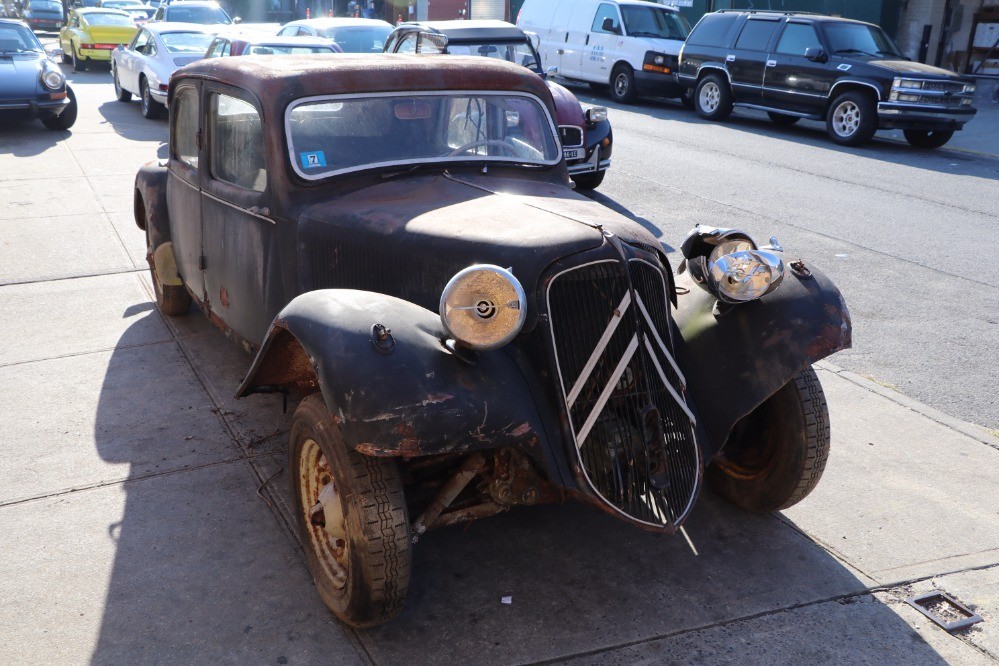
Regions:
[[837, 64, 852, 71], [300, 151, 327, 169]]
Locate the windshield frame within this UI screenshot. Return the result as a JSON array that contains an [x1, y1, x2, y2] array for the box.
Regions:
[[285, 90, 562, 182], [620, 6, 690, 41]]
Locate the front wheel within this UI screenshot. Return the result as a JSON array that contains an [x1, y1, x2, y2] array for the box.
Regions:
[[903, 129, 953, 149], [290, 394, 412, 628], [706, 367, 830, 513], [609, 64, 636, 104], [826, 91, 877, 146], [694, 73, 733, 120], [571, 169, 605, 190]]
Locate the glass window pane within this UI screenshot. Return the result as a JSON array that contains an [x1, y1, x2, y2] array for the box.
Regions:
[[734, 19, 779, 52], [592, 3, 620, 34], [687, 13, 738, 46], [211, 94, 266, 192], [173, 87, 199, 170], [775, 23, 820, 56]]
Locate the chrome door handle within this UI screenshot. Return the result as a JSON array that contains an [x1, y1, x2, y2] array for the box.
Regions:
[[726, 54, 735, 62], [557, 48, 564, 55], [766, 60, 777, 67]]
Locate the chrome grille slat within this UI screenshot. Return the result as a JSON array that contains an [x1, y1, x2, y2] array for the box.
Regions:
[[547, 258, 700, 530]]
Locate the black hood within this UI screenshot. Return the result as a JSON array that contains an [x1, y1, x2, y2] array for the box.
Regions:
[[862, 57, 975, 82]]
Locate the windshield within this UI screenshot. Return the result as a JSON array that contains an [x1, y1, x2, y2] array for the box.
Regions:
[[824, 23, 900, 58], [166, 5, 232, 24], [288, 92, 559, 179], [161, 31, 214, 53], [84, 11, 135, 26], [318, 25, 390, 53], [125, 7, 154, 18], [0, 23, 43, 51], [445, 41, 541, 74], [30, 0, 63, 10], [621, 7, 689, 40], [247, 44, 333, 55]]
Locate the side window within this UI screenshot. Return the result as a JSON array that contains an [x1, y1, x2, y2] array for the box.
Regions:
[[396, 33, 417, 53], [172, 87, 199, 170], [734, 19, 779, 52], [130, 29, 147, 51], [685, 12, 738, 46], [591, 3, 620, 34], [210, 93, 266, 192], [221, 41, 230, 56], [775, 23, 821, 56], [205, 38, 221, 57]]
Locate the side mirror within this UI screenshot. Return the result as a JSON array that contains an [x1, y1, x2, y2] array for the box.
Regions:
[[46, 46, 64, 59], [601, 17, 620, 35], [804, 47, 828, 63], [546, 65, 558, 75]]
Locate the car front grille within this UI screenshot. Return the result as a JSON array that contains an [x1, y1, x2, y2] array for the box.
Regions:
[[915, 94, 965, 106], [920, 81, 965, 94], [546, 258, 700, 531], [558, 125, 583, 148]]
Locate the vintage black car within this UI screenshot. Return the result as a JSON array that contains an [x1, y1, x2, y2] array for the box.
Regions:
[[383, 20, 613, 190], [677, 10, 977, 148], [135, 54, 851, 627], [0, 18, 76, 130]]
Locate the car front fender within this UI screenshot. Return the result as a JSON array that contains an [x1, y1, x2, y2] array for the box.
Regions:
[[236, 289, 549, 459], [672, 262, 851, 457]]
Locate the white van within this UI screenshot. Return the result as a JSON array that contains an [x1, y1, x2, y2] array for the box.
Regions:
[[517, 0, 690, 104]]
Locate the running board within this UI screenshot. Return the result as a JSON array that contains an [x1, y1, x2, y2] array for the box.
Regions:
[[736, 103, 822, 121]]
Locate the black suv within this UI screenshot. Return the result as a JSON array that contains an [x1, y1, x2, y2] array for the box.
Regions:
[[676, 11, 977, 148]]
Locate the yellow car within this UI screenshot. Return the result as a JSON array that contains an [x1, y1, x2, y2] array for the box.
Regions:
[[58, 7, 137, 72]]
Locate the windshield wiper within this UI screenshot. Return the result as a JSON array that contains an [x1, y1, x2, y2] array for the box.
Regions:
[[629, 31, 665, 38], [833, 48, 879, 57]]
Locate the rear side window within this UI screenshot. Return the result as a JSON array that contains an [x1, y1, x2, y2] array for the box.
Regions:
[[685, 12, 738, 46], [592, 3, 620, 34], [172, 87, 199, 170], [775, 23, 821, 56], [210, 94, 266, 192], [734, 19, 779, 52]]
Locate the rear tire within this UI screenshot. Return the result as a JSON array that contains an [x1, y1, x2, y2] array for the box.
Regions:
[[707, 367, 830, 513], [41, 86, 76, 130], [71, 44, 87, 72], [826, 91, 877, 146], [290, 394, 412, 628], [140, 77, 163, 120], [903, 129, 953, 149], [768, 111, 799, 127], [571, 169, 605, 190], [694, 73, 733, 120], [609, 64, 636, 104]]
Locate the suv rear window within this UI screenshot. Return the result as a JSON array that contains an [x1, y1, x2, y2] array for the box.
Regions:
[[734, 19, 779, 52], [685, 13, 738, 47]]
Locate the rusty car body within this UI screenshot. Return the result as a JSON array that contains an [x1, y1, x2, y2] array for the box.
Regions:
[[134, 54, 851, 628]]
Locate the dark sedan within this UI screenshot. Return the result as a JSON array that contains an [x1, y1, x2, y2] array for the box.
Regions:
[[0, 18, 76, 130]]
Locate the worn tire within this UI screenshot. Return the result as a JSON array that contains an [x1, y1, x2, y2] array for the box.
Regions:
[[826, 91, 877, 146], [41, 85, 76, 130], [143, 210, 191, 316], [903, 129, 953, 149], [60, 49, 71, 64], [694, 73, 733, 120], [113, 64, 131, 102], [768, 111, 799, 127], [572, 169, 605, 190], [290, 394, 412, 628], [679, 89, 695, 109], [609, 64, 636, 104], [706, 367, 829, 513], [71, 44, 87, 72], [140, 77, 163, 120]]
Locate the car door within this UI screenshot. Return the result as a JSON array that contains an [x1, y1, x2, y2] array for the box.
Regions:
[[200, 85, 280, 345], [763, 21, 836, 115], [166, 82, 206, 306], [727, 16, 781, 104], [579, 2, 623, 83]]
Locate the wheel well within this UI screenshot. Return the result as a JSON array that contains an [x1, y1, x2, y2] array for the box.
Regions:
[[133, 189, 146, 231], [611, 61, 633, 79], [825, 83, 879, 113], [245, 328, 320, 398]]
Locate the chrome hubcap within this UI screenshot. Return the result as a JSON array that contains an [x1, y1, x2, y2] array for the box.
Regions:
[[299, 438, 348, 590], [832, 101, 861, 137], [614, 73, 629, 97], [699, 82, 720, 112]]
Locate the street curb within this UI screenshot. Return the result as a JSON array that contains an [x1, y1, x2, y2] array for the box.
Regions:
[[879, 136, 999, 160], [814, 359, 999, 450]]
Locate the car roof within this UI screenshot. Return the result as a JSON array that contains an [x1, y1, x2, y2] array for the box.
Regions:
[[714, 10, 872, 25], [611, 0, 680, 8], [147, 20, 217, 34], [75, 7, 131, 14], [226, 34, 334, 47], [397, 20, 526, 42], [284, 17, 392, 28], [175, 54, 554, 112], [165, 1, 223, 8]]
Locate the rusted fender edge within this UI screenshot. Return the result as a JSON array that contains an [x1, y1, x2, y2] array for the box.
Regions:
[[236, 289, 548, 459], [134, 160, 168, 240], [672, 263, 851, 457]]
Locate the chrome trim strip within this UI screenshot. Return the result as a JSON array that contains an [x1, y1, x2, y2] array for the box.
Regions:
[[566, 290, 631, 409], [643, 338, 696, 425], [829, 79, 883, 102], [201, 190, 274, 224], [634, 292, 686, 389], [737, 103, 817, 118], [575, 333, 639, 448], [760, 85, 826, 98], [696, 64, 731, 84]]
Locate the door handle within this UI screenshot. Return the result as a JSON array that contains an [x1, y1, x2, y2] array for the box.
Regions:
[[557, 48, 564, 55], [585, 35, 590, 46], [726, 54, 735, 62], [766, 60, 777, 67]]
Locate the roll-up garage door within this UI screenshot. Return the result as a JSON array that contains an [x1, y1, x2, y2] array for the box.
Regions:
[[470, 0, 506, 20]]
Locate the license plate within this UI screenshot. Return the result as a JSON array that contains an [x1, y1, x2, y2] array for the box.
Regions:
[[563, 147, 584, 161]]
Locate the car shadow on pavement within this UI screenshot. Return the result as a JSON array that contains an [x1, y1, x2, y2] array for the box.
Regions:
[[0, 121, 70, 156], [88, 312, 954, 663]]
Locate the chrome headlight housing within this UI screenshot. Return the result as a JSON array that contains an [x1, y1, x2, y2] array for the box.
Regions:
[[439, 265, 526, 350], [584, 106, 608, 123], [680, 226, 785, 304], [41, 66, 64, 90]]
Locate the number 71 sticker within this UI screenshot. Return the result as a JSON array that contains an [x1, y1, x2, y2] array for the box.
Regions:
[[300, 151, 327, 168]]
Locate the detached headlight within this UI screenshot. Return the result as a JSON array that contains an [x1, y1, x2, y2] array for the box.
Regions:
[[41, 68, 64, 90], [584, 106, 608, 123], [440, 265, 526, 350], [680, 226, 785, 304]]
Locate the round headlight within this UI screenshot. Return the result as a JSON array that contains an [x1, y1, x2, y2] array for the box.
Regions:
[[440, 265, 526, 351], [707, 241, 784, 303], [42, 68, 64, 90]]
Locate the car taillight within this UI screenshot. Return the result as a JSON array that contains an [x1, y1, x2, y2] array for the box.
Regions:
[[81, 43, 94, 49], [158, 84, 169, 92]]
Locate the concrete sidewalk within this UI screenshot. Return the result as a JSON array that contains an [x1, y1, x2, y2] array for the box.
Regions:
[[1, 68, 998, 664]]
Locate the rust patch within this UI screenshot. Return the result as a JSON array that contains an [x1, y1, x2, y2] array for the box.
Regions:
[[219, 287, 230, 308]]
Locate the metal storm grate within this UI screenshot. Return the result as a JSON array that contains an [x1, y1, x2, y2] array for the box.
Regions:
[[905, 591, 983, 632], [558, 125, 583, 148], [546, 258, 700, 531]]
